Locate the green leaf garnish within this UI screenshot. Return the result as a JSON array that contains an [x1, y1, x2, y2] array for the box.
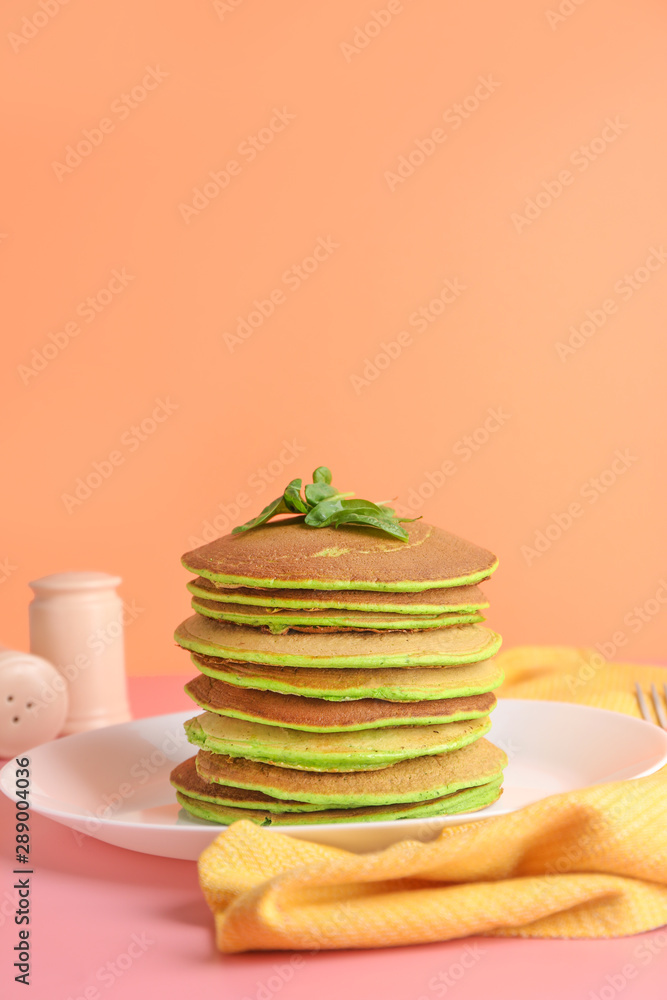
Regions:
[[302, 497, 347, 526], [232, 466, 419, 541], [304, 481, 338, 506], [231, 495, 291, 534], [305, 497, 384, 527], [283, 478, 309, 514]]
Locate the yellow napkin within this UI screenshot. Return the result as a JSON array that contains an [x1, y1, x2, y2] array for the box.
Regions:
[[197, 647, 667, 952]]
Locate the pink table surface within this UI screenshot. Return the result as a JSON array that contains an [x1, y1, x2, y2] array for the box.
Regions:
[[2, 675, 667, 1000]]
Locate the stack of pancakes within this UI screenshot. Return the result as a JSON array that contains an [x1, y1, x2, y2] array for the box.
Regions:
[[170, 518, 507, 826]]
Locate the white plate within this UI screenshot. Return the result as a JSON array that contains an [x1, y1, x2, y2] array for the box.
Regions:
[[2, 700, 666, 860]]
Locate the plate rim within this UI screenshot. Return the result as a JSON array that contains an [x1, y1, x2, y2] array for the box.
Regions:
[[2, 699, 667, 837]]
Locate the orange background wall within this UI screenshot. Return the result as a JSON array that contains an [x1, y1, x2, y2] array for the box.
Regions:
[[2, 0, 666, 674]]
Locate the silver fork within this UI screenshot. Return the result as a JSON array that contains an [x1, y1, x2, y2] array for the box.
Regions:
[[635, 682, 667, 730]]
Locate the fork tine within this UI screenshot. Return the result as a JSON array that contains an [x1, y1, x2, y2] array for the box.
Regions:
[[651, 683, 667, 730], [636, 682, 652, 722]]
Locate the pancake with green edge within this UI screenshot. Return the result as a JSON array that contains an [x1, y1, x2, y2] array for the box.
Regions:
[[181, 518, 498, 591], [192, 653, 504, 701], [171, 757, 327, 812], [187, 578, 489, 614], [194, 737, 508, 806], [190, 596, 484, 633], [175, 615, 501, 669], [184, 673, 497, 731], [174, 762, 503, 824], [172, 756, 504, 815], [183, 712, 491, 770]]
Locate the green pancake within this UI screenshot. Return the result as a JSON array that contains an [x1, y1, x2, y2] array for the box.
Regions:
[[192, 653, 504, 702], [175, 777, 503, 825], [175, 615, 501, 669], [184, 712, 491, 770], [194, 738, 508, 807], [187, 578, 489, 614], [182, 518, 498, 591], [184, 673, 496, 731], [190, 596, 483, 633], [171, 758, 326, 812]]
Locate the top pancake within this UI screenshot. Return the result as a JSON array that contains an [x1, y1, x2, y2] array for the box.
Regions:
[[181, 518, 498, 591]]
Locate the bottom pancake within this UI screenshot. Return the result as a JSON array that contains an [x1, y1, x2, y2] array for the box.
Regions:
[[174, 777, 503, 825], [193, 737, 507, 806], [171, 757, 324, 812]]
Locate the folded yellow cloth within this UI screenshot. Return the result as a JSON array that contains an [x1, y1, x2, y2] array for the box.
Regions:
[[197, 646, 667, 952]]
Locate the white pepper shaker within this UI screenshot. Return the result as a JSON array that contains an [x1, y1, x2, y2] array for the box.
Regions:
[[28, 572, 132, 735], [0, 648, 69, 756]]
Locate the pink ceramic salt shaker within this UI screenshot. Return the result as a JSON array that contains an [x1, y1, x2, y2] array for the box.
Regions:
[[28, 572, 132, 735]]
